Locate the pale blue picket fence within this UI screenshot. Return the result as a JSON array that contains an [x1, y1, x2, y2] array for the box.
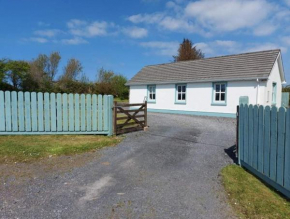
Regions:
[[0, 91, 113, 135], [238, 104, 290, 198]]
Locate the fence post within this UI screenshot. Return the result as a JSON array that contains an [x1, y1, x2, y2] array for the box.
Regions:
[[236, 105, 240, 164], [145, 101, 148, 127], [107, 95, 114, 136], [114, 101, 117, 135]]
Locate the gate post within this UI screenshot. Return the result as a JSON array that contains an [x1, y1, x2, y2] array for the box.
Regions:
[[107, 95, 114, 136]]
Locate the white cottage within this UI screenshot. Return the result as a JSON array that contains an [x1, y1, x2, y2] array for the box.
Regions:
[[126, 49, 286, 118]]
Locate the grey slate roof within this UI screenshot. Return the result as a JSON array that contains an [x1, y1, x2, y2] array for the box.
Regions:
[[126, 49, 280, 85]]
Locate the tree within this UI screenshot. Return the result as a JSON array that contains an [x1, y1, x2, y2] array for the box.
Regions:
[[173, 38, 204, 62], [62, 58, 82, 81], [0, 59, 7, 84], [47, 52, 61, 81], [5, 60, 30, 90]]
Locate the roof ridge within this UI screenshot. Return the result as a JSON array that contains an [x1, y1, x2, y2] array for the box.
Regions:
[[144, 49, 281, 68]]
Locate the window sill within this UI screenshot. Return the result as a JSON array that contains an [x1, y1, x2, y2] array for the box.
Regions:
[[211, 102, 227, 106], [148, 100, 156, 104], [175, 101, 186, 105]]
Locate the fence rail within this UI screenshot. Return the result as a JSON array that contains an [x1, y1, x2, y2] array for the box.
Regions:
[[238, 104, 290, 198], [0, 91, 113, 135]]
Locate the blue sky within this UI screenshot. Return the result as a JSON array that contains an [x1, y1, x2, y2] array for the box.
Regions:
[[1, 0, 290, 83]]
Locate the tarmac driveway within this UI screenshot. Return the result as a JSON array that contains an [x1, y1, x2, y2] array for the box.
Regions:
[[1, 113, 237, 219]]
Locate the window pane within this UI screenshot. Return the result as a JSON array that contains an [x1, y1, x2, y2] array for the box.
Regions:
[[221, 84, 226, 92], [153, 94, 156, 100], [178, 94, 181, 100], [182, 93, 186, 100], [178, 86, 181, 92], [221, 93, 225, 101], [149, 94, 153, 99], [215, 93, 220, 101], [182, 86, 186, 92], [153, 87, 156, 93], [216, 84, 220, 92]]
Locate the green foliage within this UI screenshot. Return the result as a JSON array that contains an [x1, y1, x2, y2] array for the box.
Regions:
[[173, 38, 204, 62], [282, 85, 290, 104]]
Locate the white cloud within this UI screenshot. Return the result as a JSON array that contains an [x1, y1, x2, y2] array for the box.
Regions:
[[67, 19, 109, 37], [34, 29, 61, 37], [123, 27, 148, 38], [29, 37, 48, 43], [127, 13, 165, 24], [37, 21, 50, 27], [253, 23, 277, 36], [61, 37, 88, 45], [285, 0, 290, 6], [194, 42, 214, 55], [140, 41, 179, 56], [185, 0, 272, 32], [244, 43, 286, 53]]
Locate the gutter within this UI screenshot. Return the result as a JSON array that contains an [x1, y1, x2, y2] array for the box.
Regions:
[[126, 77, 268, 86]]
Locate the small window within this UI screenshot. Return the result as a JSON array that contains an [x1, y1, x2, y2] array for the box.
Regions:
[[272, 82, 277, 105], [147, 85, 156, 102], [175, 84, 186, 103], [213, 82, 227, 104]]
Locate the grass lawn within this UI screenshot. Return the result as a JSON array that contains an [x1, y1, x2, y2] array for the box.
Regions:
[[221, 165, 290, 219], [0, 135, 122, 164]]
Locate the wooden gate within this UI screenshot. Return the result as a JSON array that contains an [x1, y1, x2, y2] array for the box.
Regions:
[[114, 102, 147, 135]]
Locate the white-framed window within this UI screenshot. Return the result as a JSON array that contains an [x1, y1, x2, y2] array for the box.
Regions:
[[213, 82, 227, 104], [272, 82, 277, 105], [147, 85, 156, 102], [175, 84, 186, 103]]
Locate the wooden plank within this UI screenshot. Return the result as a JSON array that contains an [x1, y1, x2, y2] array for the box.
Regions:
[[98, 95, 103, 131], [264, 106, 271, 176], [75, 94, 80, 132], [31, 92, 38, 131], [284, 109, 290, 190], [81, 94, 86, 131], [50, 93, 56, 132], [11, 91, 18, 131], [277, 107, 286, 186], [248, 105, 254, 165], [253, 105, 259, 169], [116, 103, 145, 107], [38, 92, 44, 132], [108, 95, 113, 136], [117, 126, 143, 135], [92, 94, 97, 131], [144, 101, 148, 127], [18, 92, 25, 131], [116, 115, 145, 120], [63, 93, 68, 131], [56, 93, 62, 131], [116, 121, 145, 128], [86, 94, 92, 131], [44, 93, 50, 131], [116, 109, 145, 113], [243, 104, 249, 163], [114, 101, 117, 135], [24, 92, 31, 131], [69, 94, 74, 131], [5, 91, 11, 131], [270, 106, 278, 181], [0, 91, 5, 131], [257, 105, 264, 172], [239, 104, 244, 162], [103, 95, 108, 131]]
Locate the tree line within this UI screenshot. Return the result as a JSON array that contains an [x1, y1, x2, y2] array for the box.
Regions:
[[0, 52, 129, 100]]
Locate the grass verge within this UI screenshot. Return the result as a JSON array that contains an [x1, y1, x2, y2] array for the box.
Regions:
[[0, 135, 122, 164], [220, 165, 290, 219]]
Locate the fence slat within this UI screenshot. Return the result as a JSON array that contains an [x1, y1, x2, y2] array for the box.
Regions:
[[57, 93, 62, 131], [5, 91, 12, 131], [92, 94, 97, 131], [239, 105, 244, 162], [285, 109, 290, 190], [277, 107, 286, 186], [86, 94, 92, 131], [249, 105, 254, 165], [103, 95, 108, 131], [263, 106, 271, 176], [69, 94, 74, 131], [38, 92, 44, 132], [270, 106, 278, 181], [31, 92, 38, 131], [253, 105, 259, 169], [24, 92, 31, 131], [243, 104, 249, 163], [75, 94, 80, 132], [81, 94, 86, 131], [18, 92, 25, 131], [63, 94, 68, 131], [108, 95, 113, 136], [98, 95, 103, 131], [11, 91, 18, 131], [44, 93, 50, 131], [0, 91, 5, 131], [50, 93, 56, 132], [257, 105, 264, 172]]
